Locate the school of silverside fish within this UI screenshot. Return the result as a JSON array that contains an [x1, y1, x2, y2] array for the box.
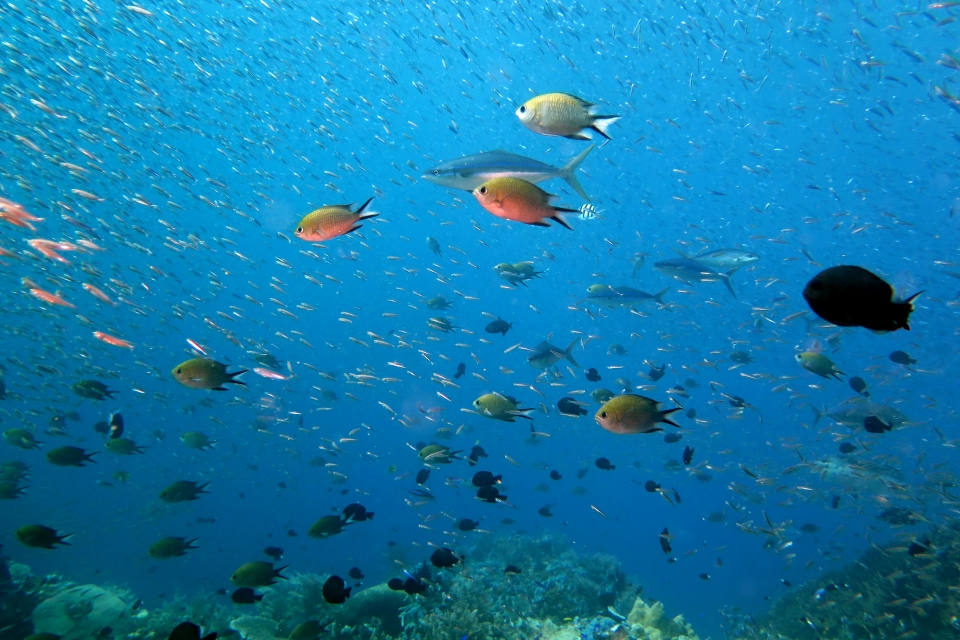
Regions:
[[1, 0, 960, 638]]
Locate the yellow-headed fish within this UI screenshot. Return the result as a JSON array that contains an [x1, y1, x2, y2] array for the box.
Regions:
[[172, 358, 246, 391], [595, 394, 681, 435], [795, 351, 845, 380], [294, 197, 376, 242], [231, 560, 287, 587], [473, 178, 576, 229], [516, 92, 621, 141], [473, 393, 534, 422]]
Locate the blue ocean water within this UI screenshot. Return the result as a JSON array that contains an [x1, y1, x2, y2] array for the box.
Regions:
[[1, 0, 959, 638]]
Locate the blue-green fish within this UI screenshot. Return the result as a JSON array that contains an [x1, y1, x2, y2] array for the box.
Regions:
[[582, 284, 669, 309], [653, 258, 738, 298], [422, 146, 594, 201], [527, 339, 580, 369]]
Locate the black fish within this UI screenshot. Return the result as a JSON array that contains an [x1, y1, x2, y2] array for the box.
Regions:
[[348, 567, 364, 580], [685, 408, 697, 419], [476, 485, 506, 503], [94, 421, 109, 435], [458, 518, 479, 531], [645, 480, 660, 492], [557, 397, 587, 416], [389, 576, 428, 595], [538, 505, 554, 517], [467, 444, 488, 466], [595, 457, 615, 470], [889, 350, 916, 365], [585, 367, 602, 382], [504, 565, 522, 575], [484, 318, 512, 336], [263, 546, 283, 561], [848, 376, 869, 397], [168, 622, 218, 640], [673, 489, 682, 504], [908, 538, 929, 557], [682, 446, 694, 465], [342, 503, 374, 521], [659, 527, 672, 554], [664, 432, 682, 444], [415, 469, 431, 485], [831, 494, 841, 509], [231, 588, 263, 604], [387, 577, 404, 591], [648, 364, 667, 381], [803, 265, 920, 332], [549, 470, 562, 480], [472, 471, 501, 487], [454, 362, 466, 379], [864, 415, 893, 434], [838, 442, 856, 454], [577, 468, 588, 480], [322, 575, 351, 604], [109, 412, 124, 439], [430, 547, 461, 568]]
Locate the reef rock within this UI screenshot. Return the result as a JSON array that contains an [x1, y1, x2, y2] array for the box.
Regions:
[[32, 584, 129, 640], [231, 614, 279, 640], [626, 596, 699, 640]]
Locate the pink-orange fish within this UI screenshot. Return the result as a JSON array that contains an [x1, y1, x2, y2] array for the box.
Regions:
[[29, 287, 75, 308], [0, 197, 43, 230], [94, 331, 134, 349], [295, 197, 377, 242], [472, 178, 576, 229]]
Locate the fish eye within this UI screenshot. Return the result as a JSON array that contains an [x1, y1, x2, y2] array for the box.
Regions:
[[479, 187, 487, 195], [600, 412, 607, 418], [296, 227, 303, 233], [176, 368, 181, 374], [433, 169, 440, 176], [519, 105, 526, 113]]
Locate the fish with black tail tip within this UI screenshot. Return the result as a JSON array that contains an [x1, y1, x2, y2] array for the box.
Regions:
[[595, 395, 681, 435], [231, 561, 287, 587], [172, 358, 247, 391], [230, 587, 263, 604], [803, 265, 921, 332], [160, 480, 209, 503], [682, 446, 694, 465], [295, 198, 377, 242], [167, 621, 217, 640], [430, 547, 462, 568], [16, 524, 72, 548], [322, 575, 351, 604], [46, 446, 97, 467]]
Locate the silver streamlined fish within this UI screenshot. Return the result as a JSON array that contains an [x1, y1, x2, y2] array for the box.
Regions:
[[677, 248, 760, 270], [422, 146, 595, 201], [653, 258, 739, 298]]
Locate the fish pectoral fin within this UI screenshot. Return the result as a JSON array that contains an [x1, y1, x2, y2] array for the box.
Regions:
[[530, 221, 551, 227], [564, 132, 594, 141], [212, 386, 227, 391]]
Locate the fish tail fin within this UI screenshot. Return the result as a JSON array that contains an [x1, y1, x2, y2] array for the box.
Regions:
[[227, 370, 247, 386], [589, 115, 621, 140], [898, 291, 923, 330], [559, 144, 595, 201], [811, 405, 825, 426], [721, 268, 739, 298], [550, 214, 573, 230], [654, 287, 670, 305], [671, 247, 692, 259], [357, 212, 379, 222], [564, 338, 581, 368], [355, 197, 375, 214]]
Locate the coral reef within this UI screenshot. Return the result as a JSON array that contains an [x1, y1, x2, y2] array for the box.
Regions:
[[1, 533, 700, 640], [729, 522, 960, 640]]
